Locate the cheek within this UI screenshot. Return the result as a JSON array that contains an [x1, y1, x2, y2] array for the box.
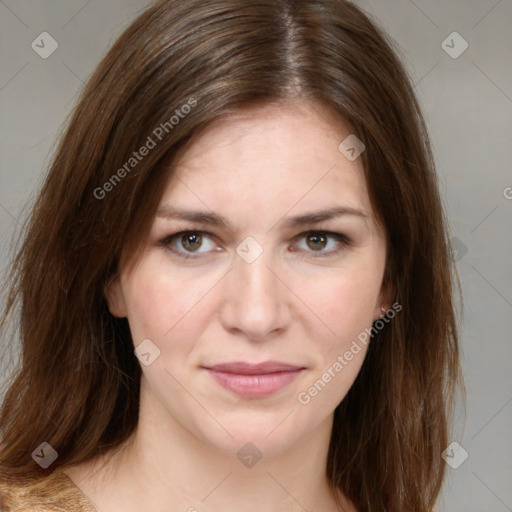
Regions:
[[121, 260, 187, 342], [297, 262, 383, 362], [304, 268, 382, 327], [295, 272, 380, 411], [121, 255, 222, 347]]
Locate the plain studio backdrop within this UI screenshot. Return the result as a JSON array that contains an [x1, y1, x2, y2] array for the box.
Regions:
[[0, 1, 511, 511]]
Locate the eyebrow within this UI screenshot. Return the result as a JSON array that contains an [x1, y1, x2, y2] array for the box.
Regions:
[[156, 206, 367, 231]]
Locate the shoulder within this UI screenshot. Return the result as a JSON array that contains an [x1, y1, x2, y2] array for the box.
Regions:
[[0, 470, 96, 512]]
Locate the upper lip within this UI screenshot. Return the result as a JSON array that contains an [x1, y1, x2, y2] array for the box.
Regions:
[[205, 361, 304, 375]]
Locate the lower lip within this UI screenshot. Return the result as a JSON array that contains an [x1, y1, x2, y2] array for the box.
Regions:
[[206, 369, 303, 398]]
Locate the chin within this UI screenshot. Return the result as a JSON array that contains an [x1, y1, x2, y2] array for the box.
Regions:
[[190, 402, 325, 462], [201, 424, 300, 461]]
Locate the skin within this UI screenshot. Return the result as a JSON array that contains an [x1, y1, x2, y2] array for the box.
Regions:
[[65, 101, 392, 512]]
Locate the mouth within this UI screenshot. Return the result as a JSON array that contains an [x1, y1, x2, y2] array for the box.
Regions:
[[202, 361, 305, 399]]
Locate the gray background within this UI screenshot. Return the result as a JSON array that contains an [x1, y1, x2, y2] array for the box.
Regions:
[[1, 1, 511, 510]]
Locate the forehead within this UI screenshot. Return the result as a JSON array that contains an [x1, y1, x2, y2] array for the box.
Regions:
[[161, 101, 373, 226], [174, 101, 353, 170]]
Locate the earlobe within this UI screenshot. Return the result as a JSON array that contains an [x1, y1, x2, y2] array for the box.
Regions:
[[104, 276, 128, 318], [375, 278, 395, 321]]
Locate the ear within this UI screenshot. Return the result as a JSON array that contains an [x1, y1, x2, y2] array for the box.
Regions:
[[104, 275, 128, 318], [374, 275, 395, 321]]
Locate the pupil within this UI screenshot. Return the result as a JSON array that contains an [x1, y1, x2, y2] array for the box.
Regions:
[[182, 233, 202, 251], [308, 233, 326, 251]]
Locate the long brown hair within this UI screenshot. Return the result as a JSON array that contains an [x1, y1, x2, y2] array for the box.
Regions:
[[0, 1, 462, 510]]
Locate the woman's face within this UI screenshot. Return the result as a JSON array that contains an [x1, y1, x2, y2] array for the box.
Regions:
[[107, 101, 390, 457]]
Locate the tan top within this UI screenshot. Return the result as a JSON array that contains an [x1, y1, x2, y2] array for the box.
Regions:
[[0, 470, 96, 512]]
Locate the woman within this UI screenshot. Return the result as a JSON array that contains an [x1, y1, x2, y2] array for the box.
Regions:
[[0, 0, 462, 510]]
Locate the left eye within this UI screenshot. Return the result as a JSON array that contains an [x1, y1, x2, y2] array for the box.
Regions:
[[294, 231, 348, 256]]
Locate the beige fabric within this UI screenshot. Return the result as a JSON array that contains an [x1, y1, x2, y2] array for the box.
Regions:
[[0, 470, 96, 512]]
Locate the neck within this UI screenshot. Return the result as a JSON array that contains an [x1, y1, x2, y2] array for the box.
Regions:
[[67, 378, 348, 512]]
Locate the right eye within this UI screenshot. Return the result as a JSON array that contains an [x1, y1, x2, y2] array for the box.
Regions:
[[161, 231, 219, 258]]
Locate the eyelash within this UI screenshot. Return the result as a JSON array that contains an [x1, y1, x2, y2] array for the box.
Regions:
[[160, 230, 350, 260]]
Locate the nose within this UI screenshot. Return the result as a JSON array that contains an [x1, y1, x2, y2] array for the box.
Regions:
[[219, 247, 292, 341]]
